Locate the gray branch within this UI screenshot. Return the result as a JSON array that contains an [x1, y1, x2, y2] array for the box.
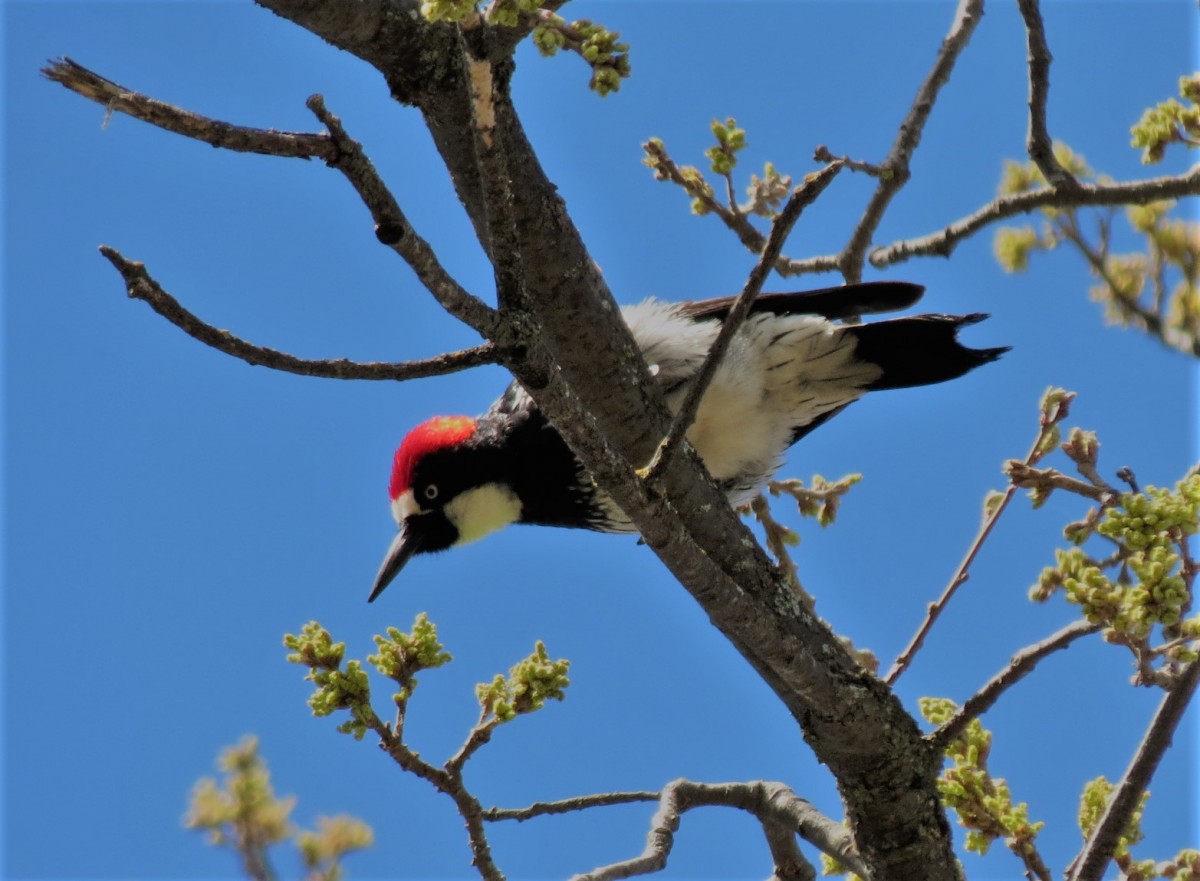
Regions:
[[1015, 0, 1079, 189], [643, 162, 844, 480], [837, 0, 984, 281], [1068, 659, 1200, 881], [869, 166, 1200, 268], [305, 94, 499, 337], [54, 6, 982, 879], [42, 57, 335, 160], [97, 246, 496, 381], [567, 780, 868, 881], [931, 620, 1101, 748]]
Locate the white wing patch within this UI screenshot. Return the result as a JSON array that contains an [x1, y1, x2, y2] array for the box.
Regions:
[[624, 300, 880, 501]]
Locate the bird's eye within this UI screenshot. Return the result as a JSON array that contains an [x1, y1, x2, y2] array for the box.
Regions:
[[423, 484, 439, 501]]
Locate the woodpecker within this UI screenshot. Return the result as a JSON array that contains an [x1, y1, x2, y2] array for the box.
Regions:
[[370, 281, 1006, 601]]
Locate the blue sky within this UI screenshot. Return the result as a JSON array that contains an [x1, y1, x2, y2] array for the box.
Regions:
[[4, 1, 1197, 879]]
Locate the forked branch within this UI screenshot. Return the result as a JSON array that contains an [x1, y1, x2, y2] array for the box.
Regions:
[[305, 94, 499, 336], [558, 779, 868, 881], [869, 168, 1200, 268], [642, 162, 844, 481], [42, 57, 336, 160], [1015, 0, 1079, 190], [836, 0, 984, 280]]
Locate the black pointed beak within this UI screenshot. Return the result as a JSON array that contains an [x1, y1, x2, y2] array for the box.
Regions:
[[369, 523, 422, 603]]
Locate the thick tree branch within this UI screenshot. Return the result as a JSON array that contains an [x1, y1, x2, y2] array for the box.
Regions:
[[62, 8, 963, 879], [457, 30, 527, 315], [1015, 0, 1079, 189], [1068, 658, 1200, 881], [837, 0, 984, 281], [468, 61, 958, 880], [97, 246, 496, 380], [869, 166, 1200, 268], [930, 620, 1101, 749], [642, 162, 844, 480], [42, 57, 336, 161]]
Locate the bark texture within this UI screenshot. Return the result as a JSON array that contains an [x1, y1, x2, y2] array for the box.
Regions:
[[255, 2, 961, 877]]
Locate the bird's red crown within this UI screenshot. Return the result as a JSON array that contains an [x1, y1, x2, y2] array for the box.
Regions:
[[389, 415, 477, 500]]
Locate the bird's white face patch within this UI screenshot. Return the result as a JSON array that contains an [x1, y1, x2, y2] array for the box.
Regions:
[[444, 483, 523, 546], [391, 489, 421, 525]]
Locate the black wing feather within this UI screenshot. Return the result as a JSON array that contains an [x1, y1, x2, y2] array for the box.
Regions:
[[678, 281, 925, 322]]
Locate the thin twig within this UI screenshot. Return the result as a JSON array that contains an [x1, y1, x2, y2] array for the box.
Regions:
[[371, 702, 505, 881], [1054, 211, 1200, 359], [812, 145, 885, 178], [42, 57, 336, 160], [930, 620, 1101, 749], [868, 166, 1200, 268], [642, 138, 769, 255], [484, 791, 660, 822], [1015, 0, 1079, 189], [837, 0, 985, 281], [492, 0, 571, 53], [642, 139, 848, 278], [640, 162, 844, 481], [305, 95, 500, 337], [1006, 462, 1118, 504], [1067, 658, 1200, 881], [98, 246, 497, 380], [445, 711, 499, 776], [886, 397, 1072, 685]]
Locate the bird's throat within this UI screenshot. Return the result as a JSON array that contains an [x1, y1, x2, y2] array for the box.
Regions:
[[446, 483, 523, 546]]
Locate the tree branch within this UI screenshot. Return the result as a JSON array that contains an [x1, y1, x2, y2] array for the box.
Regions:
[[60, 8, 966, 878], [1068, 658, 1200, 881], [930, 620, 1101, 749], [47, 55, 499, 340], [567, 780, 869, 881], [484, 791, 660, 822], [1015, 0, 1079, 189], [762, 817, 817, 881], [97, 246, 496, 380], [869, 166, 1200, 268], [42, 57, 336, 161], [837, 0, 984, 281], [251, 11, 965, 880], [886, 395, 1072, 684], [305, 94, 500, 337], [641, 162, 844, 481], [641, 138, 772, 255], [456, 30, 527, 315], [1006, 461, 1117, 504]]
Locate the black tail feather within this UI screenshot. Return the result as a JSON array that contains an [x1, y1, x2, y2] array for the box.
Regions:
[[849, 313, 1009, 391]]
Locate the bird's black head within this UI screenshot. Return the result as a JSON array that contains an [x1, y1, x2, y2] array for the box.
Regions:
[[370, 415, 522, 602]]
